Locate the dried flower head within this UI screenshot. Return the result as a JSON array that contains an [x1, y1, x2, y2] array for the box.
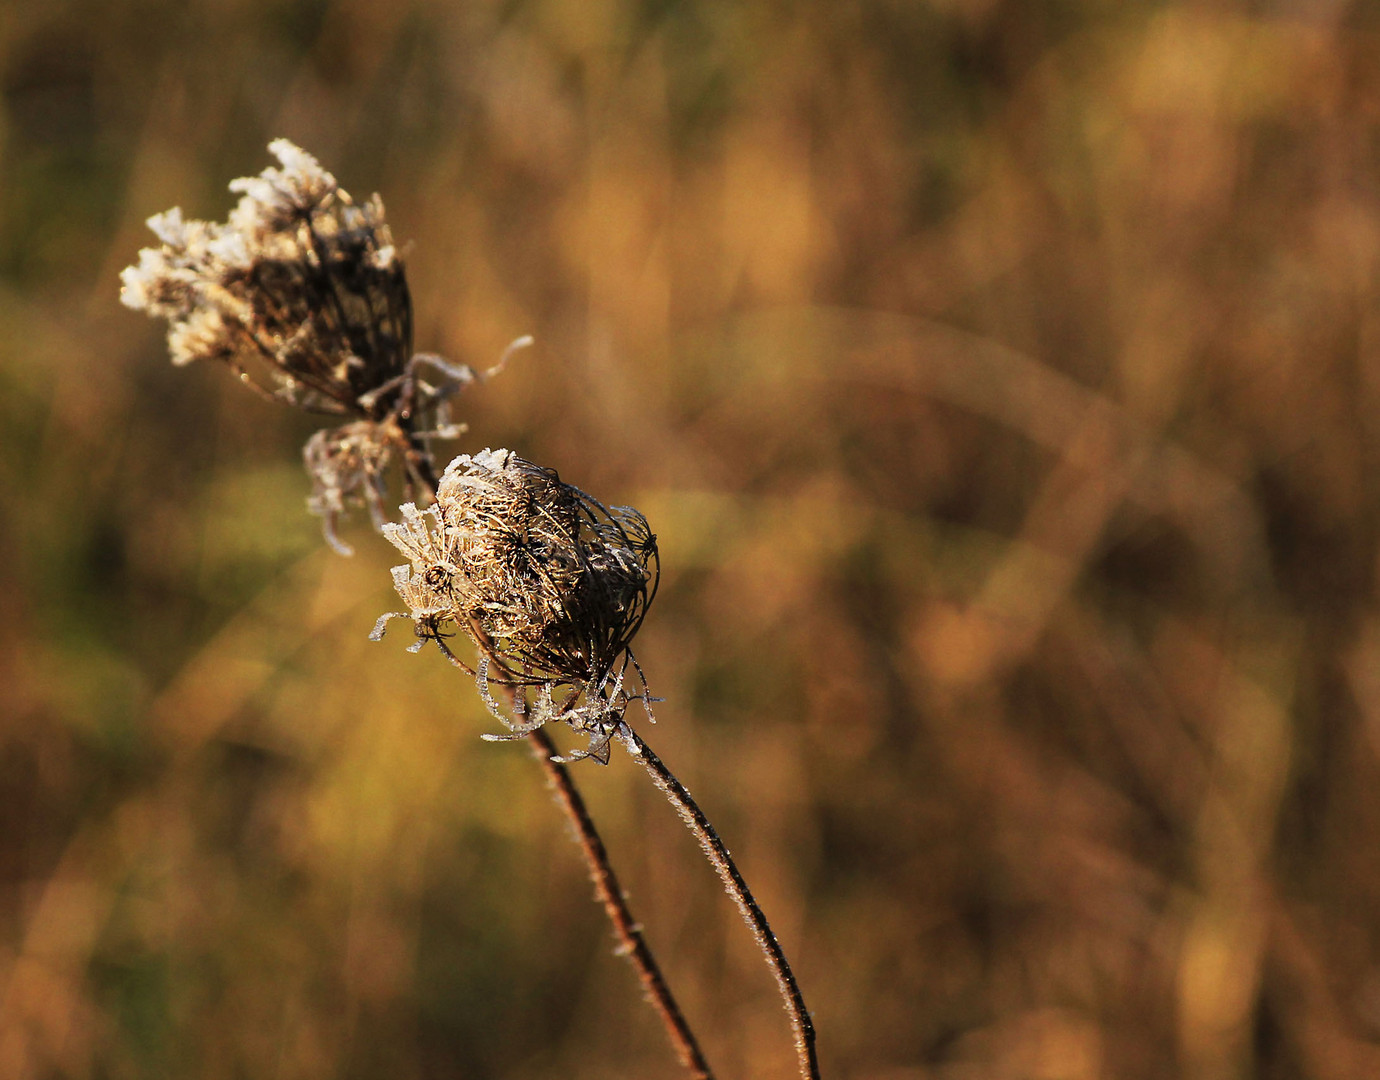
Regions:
[[121, 140, 411, 406], [372, 449, 660, 762], [303, 419, 413, 555], [121, 139, 520, 549]]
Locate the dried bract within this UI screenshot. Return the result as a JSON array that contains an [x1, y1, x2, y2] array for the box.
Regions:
[[372, 449, 660, 761]]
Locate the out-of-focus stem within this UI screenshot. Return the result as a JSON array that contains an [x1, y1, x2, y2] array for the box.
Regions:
[[618, 725, 820, 1080]]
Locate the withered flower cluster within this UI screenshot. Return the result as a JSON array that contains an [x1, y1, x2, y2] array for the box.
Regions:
[[122, 144, 814, 1078], [120, 139, 505, 553], [372, 448, 660, 762]]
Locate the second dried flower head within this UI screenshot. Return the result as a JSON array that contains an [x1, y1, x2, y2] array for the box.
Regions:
[[373, 449, 659, 762]]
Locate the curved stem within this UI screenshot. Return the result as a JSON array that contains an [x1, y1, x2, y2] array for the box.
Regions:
[[431, 635, 712, 1074], [525, 726, 714, 1079], [618, 725, 820, 1080]]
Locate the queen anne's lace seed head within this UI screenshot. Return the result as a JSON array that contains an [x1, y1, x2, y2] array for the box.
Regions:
[[372, 449, 660, 762], [121, 140, 506, 550], [121, 140, 410, 408], [435, 449, 657, 683]]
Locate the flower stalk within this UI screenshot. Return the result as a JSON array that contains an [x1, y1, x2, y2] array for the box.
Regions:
[[123, 141, 715, 1077], [430, 636, 715, 1077], [619, 725, 819, 1080], [527, 725, 715, 1079], [125, 140, 819, 1078]]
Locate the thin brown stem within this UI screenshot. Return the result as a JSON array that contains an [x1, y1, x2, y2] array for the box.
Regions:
[[526, 726, 714, 1079], [442, 639, 712, 1078], [618, 725, 820, 1080]]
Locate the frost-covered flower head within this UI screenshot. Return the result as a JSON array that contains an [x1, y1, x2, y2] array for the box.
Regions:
[[121, 139, 410, 404], [121, 139, 518, 552], [372, 449, 660, 762]]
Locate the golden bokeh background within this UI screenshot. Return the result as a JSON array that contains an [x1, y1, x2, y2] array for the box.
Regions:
[[4, 1, 1380, 1077]]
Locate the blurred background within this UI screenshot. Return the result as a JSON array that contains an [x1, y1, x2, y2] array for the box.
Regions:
[[3, 0, 1380, 1077]]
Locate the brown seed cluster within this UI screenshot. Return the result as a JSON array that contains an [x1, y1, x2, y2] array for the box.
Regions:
[[120, 140, 497, 552], [373, 449, 659, 761]]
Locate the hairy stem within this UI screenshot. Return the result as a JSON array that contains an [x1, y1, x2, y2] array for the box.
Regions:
[[618, 725, 820, 1080], [441, 636, 711, 1079], [526, 726, 715, 1079]]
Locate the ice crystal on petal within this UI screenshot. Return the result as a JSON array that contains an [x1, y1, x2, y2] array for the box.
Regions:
[[381, 501, 454, 577], [226, 139, 337, 237]]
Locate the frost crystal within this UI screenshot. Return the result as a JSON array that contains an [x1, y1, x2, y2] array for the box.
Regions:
[[303, 420, 413, 555]]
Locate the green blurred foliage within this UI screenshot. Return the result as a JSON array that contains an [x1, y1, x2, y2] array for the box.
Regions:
[[4, 0, 1380, 1077]]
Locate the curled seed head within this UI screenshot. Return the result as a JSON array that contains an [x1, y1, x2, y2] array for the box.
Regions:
[[440, 449, 657, 681], [382, 448, 658, 681], [375, 449, 660, 760]]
